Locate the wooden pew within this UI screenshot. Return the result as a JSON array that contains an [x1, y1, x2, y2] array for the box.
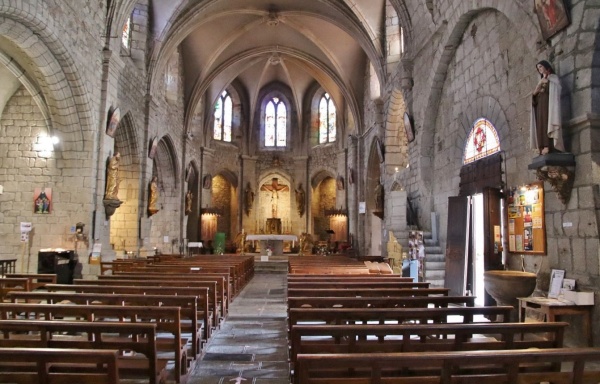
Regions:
[[287, 288, 450, 297], [100, 272, 229, 319], [296, 348, 600, 384], [0, 320, 162, 384], [288, 296, 476, 309], [288, 306, 514, 329], [0, 347, 120, 384], [0, 277, 30, 301], [287, 275, 414, 282], [44, 283, 212, 341], [290, 267, 371, 275], [287, 281, 430, 289], [290, 322, 568, 372], [0, 303, 190, 383], [5, 274, 57, 290], [7, 291, 204, 358], [74, 278, 221, 327]]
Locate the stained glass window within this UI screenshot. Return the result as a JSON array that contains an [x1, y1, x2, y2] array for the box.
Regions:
[[265, 97, 286, 147], [463, 118, 501, 164], [122, 16, 131, 49], [319, 93, 336, 144], [213, 91, 232, 142]]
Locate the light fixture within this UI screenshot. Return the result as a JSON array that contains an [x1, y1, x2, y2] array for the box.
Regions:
[[325, 206, 347, 218], [201, 206, 223, 217]]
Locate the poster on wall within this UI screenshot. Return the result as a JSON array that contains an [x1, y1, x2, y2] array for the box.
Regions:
[[506, 182, 546, 254], [33, 187, 52, 214]]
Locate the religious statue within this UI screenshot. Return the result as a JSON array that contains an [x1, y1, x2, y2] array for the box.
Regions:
[[260, 177, 289, 218], [295, 183, 305, 217], [185, 190, 193, 215], [104, 152, 121, 200], [244, 183, 254, 216], [148, 176, 159, 216], [235, 230, 247, 255], [530, 60, 565, 155], [298, 232, 313, 256], [374, 183, 384, 211]]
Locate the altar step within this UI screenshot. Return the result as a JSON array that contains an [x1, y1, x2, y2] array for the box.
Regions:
[[255, 260, 289, 273]]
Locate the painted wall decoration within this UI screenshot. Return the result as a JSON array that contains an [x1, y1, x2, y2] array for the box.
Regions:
[[34, 187, 52, 214]]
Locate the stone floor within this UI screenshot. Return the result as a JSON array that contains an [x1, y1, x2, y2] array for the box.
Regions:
[[189, 272, 291, 384]]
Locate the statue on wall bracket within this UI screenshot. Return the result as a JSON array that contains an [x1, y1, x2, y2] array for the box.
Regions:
[[103, 152, 123, 219]]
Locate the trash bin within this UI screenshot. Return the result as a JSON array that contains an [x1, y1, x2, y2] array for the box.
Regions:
[[37, 249, 77, 284]]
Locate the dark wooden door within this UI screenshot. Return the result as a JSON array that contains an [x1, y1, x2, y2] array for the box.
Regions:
[[444, 196, 470, 297], [483, 187, 504, 305]]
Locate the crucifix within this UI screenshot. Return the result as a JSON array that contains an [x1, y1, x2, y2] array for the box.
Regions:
[[260, 177, 289, 218]]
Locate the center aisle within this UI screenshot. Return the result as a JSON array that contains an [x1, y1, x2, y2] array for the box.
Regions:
[[189, 273, 290, 384]]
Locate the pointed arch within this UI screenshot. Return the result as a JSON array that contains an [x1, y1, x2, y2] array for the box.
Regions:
[[153, 135, 180, 197]]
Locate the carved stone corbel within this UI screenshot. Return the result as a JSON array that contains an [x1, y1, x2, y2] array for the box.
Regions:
[[528, 152, 575, 205]]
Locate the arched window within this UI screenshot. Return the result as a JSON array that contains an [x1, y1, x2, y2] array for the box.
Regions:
[[463, 118, 501, 164], [213, 91, 233, 142], [265, 97, 286, 147], [122, 15, 131, 49], [319, 93, 336, 143]]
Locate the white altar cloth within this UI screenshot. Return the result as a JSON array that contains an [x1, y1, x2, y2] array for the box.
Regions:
[[246, 234, 298, 241], [246, 234, 297, 255]]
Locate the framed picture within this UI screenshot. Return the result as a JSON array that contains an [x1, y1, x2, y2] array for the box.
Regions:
[[148, 136, 159, 159], [34, 187, 52, 214], [404, 112, 415, 143], [106, 107, 120, 137], [337, 176, 345, 191], [203, 174, 212, 189], [534, 0, 570, 40]]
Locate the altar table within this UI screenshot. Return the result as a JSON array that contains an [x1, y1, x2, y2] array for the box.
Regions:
[[246, 234, 298, 255]]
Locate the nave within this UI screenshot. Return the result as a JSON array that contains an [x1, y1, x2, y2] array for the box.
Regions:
[[190, 273, 289, 384]]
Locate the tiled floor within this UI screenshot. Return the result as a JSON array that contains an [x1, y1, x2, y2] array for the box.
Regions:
[[189, 273, 290, 384]]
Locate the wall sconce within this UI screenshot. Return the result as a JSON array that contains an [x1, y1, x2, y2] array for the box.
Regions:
[[528, 152, 575, 205]]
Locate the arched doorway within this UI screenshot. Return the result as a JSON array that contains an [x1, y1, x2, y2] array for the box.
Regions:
[[445, 119, 503, 305]]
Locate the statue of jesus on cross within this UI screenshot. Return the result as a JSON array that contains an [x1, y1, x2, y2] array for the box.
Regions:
[[260, 177, 289, 218]]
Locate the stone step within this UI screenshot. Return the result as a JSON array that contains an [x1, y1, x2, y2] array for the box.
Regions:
[[425, 261, 445, 271], [426, 253, 445, 262], [425, 278, 446, 288], [424, 269, 445, 279]]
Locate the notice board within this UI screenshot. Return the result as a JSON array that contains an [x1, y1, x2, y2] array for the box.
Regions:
[[506, 181, 546, 254]]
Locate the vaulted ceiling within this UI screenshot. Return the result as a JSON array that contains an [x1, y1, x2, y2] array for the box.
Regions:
[[150, 0, 390, 134]]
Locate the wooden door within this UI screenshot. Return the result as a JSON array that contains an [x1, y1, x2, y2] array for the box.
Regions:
[[444, 196, 470, 297], [483, 187, 504, 305]]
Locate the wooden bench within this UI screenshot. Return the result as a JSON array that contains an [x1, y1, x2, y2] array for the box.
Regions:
[[287, 275, 414, 282], [296, 347, 600, 384], [288, 306, 514, 331], [0, 347, 120, 384], [287, 288, 450, 297], [290, 321, 568, 373], [0, 320, 162, 384], [0, 277, 30, 301], [0, 303, 189, 383], [74, 278, 221, 327], [5, 274, 57, 290], [288, 296, 476, 310], [287, 281, 431, 289], [100, 272, 229, 319], [45, 283, 212, 341], [7, 290, 204, 358]]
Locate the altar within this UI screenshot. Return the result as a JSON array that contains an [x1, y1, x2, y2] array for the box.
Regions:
[[246, 234, 298, 255]]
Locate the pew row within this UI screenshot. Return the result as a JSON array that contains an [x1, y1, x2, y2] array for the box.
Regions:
[[288, 306, 514, 331], [5, 273, 57, 290], [98, 273, 229, 319], [296, 348, 600, 384], [0, 277, 30, 301], [6, 290, 204, 358], [0, 347, 120, 384], [0, 320, 162, 384], [287, 288, 450, 297], [44, 283, 211, 342], [287, 296, 475, 310], [290, 321, 568, 373], [74, 278, 222, 327], [0, 303, 190, 383]]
